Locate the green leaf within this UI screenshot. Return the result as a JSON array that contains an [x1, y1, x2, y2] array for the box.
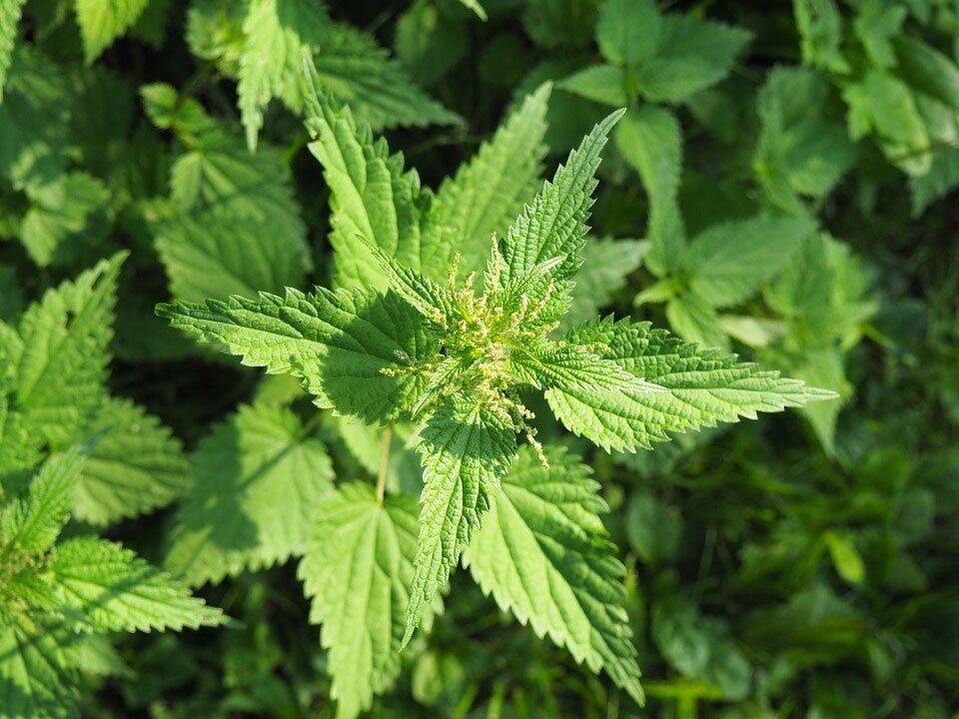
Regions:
[[0, 0, 25, 102], [75, 0, 151, 63], [0, 608, 78, 719], [557, 316, 835, 449], [0, 46, 70, 189], [465, 446, 643, 704], [454, 0, 486, 20], [683, 213, 817, 308], [518, 342, 663, 453], [893, 35, 959, 111], [632, 15, 751, 103], [823, 530, 865, 585], [404, 394, 517, 643], [665, 292, 729, 349], [498, 108, 624, 290], [596, 0, 660, 67], [301, 59, 428, 292], [302, 21, 461, 132], [615, 105, 685, 276], [843, 70, 931, 176], [237, 0, 329, 150], [49, 536, 224, 631], [559, 237, 646, 331], [853, 0, 906, 68], [158, 287, 438, 424], [9, 254, 124, 448], [909, 147, 959, 216], [1, 450, 84, 556], [299, 483, 420, 719], [754, 66, 858, 212], [20, 172, 113, 268], [73, 397, 189, 526], [559, 64, 628, 107], [151, 128, 311, 301], [421, 84, 550, 279], [166, 402, 333, 586], [793, 0, 850, 74]]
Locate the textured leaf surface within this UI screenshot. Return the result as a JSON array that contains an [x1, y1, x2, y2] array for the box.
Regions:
[[422, 84, 549, 278], [299, 484, 419, 719], [9, 254, 123, 447], [518, 342, 663, 453], [73, 397, 189, 526], [75, 0, 151, 63], [302, 62, 428, 291], [0, 451, 84, 556], [0, 609, 77, 719], [50, 536, 224, 632], [465, 446, 642, 703], [559, 317, 833, 448], [498, 109, 623, 289], [166, 402, 333, 586], [404, 395, 517, 642], [159, 287, 437, 423], [237, 0, 329, 149]]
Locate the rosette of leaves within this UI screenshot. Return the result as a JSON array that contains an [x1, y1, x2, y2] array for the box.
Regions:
[[158, 56, 834, 714]]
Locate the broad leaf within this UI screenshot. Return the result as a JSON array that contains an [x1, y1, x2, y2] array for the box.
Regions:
[[422, 84, 550, 278], [684, 213, 817, 308], [404, 394, 517, 642], [8, 254, 124, 447], [0, 609, 77, 719], [166, 402, 333, 585], [49, 536, 225, 632], [558, 317, 835, 449], [299, 484, 420, 719], [596, 0, 660, 67], [158, 287, 438, 424], [0, 0, 24, 101], [465, 446, 643, 703], [75, 0, 151, 63], [73, 397, 190, 526]]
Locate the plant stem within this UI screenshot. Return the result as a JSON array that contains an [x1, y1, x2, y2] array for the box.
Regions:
[[376, 426, 392, 504]]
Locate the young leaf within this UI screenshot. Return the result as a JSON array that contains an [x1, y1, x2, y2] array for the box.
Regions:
[[299, 483, 420, 719], [75, 0, 151, 64], [559, 317, 836, 449], [793, 0, 850, 74], [0, 450, 84, 556], [158, 287, 439, 424], [497, 107, 625, 289], [73, 397, 190, 526], [8, 254, 124, 447], [301, 58, 427, 291], [464, 446, 644, 704], [49, 536, 225, 632], [404, 394, 518, 643], [166, 402, 333, 586], [421, 84, 550, 278], [0, 0, 25, 101]]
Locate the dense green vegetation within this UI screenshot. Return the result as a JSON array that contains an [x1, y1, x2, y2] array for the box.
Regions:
[[0, 0, 957, 717]]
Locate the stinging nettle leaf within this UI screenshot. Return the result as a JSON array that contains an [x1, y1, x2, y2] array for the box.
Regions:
[[403, 394, 518, 644], [75, 0, 151, 64], [465, 446, 644, 704], [166, 401, 333, 586], [299, 483, 421, 719], [0, 0, 25, 102], [158, 286, 439, 425]]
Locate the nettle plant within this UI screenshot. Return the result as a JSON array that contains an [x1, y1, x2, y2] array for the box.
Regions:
[[160, 58, 833, 713]]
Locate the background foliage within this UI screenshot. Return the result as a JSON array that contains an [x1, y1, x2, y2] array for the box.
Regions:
[[1, 0, 958, 717]]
